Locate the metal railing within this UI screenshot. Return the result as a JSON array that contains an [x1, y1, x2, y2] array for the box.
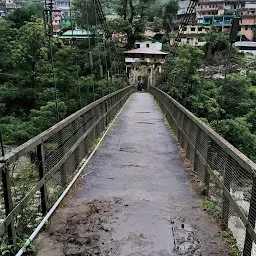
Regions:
[[149, 86, 256, 256], [0, 86, 134, 250]]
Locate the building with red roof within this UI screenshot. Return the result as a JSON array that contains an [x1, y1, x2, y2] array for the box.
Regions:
[[124, 45, 167, 88]]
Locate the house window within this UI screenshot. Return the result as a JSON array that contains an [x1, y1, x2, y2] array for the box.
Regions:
[[187, 38, 193, 45], [135, 44, 140, 48], [245, 26, 248, 30], [191, 27, 196, 31], [198, 27, 203, 31], [146, 43, 150, 48]]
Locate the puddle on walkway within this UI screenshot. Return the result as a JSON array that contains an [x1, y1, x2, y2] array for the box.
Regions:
[[170, 218, 202, 255], [137, 122, 154, 124]]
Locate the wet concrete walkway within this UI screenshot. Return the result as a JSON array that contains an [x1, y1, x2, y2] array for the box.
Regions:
[[37, 93, 228, 256]]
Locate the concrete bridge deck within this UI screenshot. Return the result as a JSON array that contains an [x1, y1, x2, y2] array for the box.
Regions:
[[36, 93, 228, 256]]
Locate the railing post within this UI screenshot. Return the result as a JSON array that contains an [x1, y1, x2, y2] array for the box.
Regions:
[[60, 130, 67, 186], [192, 125, 199, 171], [222, 156, 231, 226], [2, 165, 17, 247], [195, 131, 210, 196], [243, 177, 256, 256], [105, 100, 108, 127], [203, 165, 210, 196], [203, 140, 211, 196], [37, 143, 48, 215]]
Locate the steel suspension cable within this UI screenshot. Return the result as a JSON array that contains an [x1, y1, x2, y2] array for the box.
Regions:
[[93, 0, 104, 78], [86, 0, 95, 101], [93, 0, 114, 81], [93, 0, 119, 72], [69, 0, 82, 108], [170, 0, 198, 55]]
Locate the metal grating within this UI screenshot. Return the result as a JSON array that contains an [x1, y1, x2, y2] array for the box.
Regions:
[[0, 86, 134, 250]]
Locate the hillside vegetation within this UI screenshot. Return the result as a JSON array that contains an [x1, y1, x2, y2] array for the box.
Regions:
[[0, 4, 127, 145], [159, 33, 256, 162]]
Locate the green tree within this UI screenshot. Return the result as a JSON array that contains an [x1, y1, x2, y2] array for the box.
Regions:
[[147, 1, 163, 22], [162, 0, 178, 32], [162, 46, 203, 103], [7, 7, 31, 29], [0, 20, 12, 72], [220, 74, 252, 118], [246, 110, 256, 134], [12, 19, 48, 86], [211, 117, 256, 162], [72, 0, 97, 29], [114, 0, 156, 47], [186, 81, 220, 121], [153, 17, 163, 32], [205, 31, 229, 53], [30, 101, 67, 132]]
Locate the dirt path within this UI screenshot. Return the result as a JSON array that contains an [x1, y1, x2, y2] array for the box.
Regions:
[[36, 92, 228, 256]]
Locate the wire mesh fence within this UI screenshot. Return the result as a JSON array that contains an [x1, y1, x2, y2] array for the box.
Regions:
[[149, 86, 256, 256], [0, 85, 134, 251]]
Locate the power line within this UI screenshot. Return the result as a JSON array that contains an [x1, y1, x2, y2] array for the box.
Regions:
[[170, 0, 198, 55], [93, 0, 120, 82], [86, 0, 96, 101], [69, 0, 83, 108]]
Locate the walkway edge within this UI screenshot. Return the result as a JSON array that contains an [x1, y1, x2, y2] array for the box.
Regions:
[[15, 93, 134, 256]]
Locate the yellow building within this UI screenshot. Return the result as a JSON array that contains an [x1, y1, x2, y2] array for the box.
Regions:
[[172, 24, 210, 47]]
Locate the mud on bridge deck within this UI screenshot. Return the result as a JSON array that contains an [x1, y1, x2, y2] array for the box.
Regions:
[[36, 93, 228, 256]]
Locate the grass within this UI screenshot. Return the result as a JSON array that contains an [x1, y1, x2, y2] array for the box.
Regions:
[[203, 200, 220, 217], [0, 240, 36, 256], [203, 200, 241, 256], [222, 231, 241, 256]]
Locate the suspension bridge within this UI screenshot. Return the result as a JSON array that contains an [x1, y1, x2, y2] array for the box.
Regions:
[[1, 0, 256, 255], [1, 86, 256, 255]]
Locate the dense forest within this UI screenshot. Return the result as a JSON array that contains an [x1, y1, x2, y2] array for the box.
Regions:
[[0, 0, 127, 145], [0, 0, 178, 146]]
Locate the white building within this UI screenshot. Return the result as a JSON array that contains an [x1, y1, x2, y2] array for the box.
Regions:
[[134, 41, 163, 51], [235, 41, 256, 55]]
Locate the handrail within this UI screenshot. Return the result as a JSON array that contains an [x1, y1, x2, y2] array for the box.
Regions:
[[150, 87, 256, 174], [149, 86, 256, 256], [0, 86, 135, 251], [0, 86, 134, 165]]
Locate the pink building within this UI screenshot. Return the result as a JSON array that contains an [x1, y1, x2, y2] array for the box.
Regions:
[[240, 8, 256, 41], [52, 9, 63, 33], [196, 2, 224, 20], [5, 0, 21, 11]]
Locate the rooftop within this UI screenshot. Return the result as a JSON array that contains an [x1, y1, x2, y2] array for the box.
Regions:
[[235, 41, 256, 47], [124, 47, 167, 55]]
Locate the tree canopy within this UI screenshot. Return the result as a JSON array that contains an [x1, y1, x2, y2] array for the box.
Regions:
[[0, 5, 128, 145]]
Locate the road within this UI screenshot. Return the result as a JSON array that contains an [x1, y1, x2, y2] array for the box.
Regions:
[[36, 92, 228, 256]]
